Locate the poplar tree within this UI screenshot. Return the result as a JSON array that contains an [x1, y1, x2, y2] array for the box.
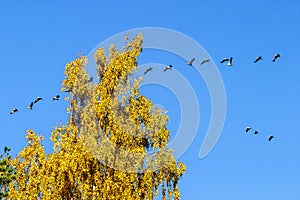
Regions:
[[8, 34, 186, 200]]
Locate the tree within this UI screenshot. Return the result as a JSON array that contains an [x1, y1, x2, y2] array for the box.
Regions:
[[0, 147, 15, 199], [8, 34, 186, 199]]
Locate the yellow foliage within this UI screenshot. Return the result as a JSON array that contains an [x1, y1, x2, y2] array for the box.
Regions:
[[8, 33, 186, 200]]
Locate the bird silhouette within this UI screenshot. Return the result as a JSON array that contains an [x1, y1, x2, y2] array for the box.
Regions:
[[10, 108, 18, 114], [253, 130, 259, 135], [227, 57, 233, 66], [26, 102, 34, 110], [52, 95, 60, 101], [4, 146, 10, 153], [245, 127, 252, 133], [273, 53, 280, 62], [201, 59, 210, 65], [33, 97, 43, 104], [144, 67, 153, 75], [220, 58, 230, 63], [163, 65, 173, 72], [254, 56, 263, 63], [187, 58, 196, 66], [268, 135, 275, 141], [88, 77, 93, 83]]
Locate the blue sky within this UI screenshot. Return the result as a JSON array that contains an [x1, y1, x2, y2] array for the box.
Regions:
[[1, 0, 300, 199]]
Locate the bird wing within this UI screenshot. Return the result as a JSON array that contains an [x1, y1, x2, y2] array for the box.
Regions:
[[190, 58, 195, 64], [268, 136, 274, 141], [220, 58, 229, 63], [201, 59, 209, 65], [268, 136, 272, 141]]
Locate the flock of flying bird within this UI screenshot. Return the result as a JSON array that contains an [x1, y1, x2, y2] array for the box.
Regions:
[[9, 95, 61, 115], [8, 77, 96, 115], [143, 53, 281, 142], [245, 126, 275, 142], [143, 53, 281, 74], [9, 50, 280, 142]]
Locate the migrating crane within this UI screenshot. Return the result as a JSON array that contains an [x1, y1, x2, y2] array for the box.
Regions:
[[143, 67, 153, 75], [10, 108, 18, 115], [163, 65, 173, 72], [254, 56, 263, 63], [52, 95, 60, 101], [186, 58, 196, 66]]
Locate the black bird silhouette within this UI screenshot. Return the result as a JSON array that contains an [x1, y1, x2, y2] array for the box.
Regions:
[[268, 135, 275, 141], [10, 108, 18, 114], [253, 130, 259, 135], [220, 58, 230, 63], [88, 77, 93, 83], [26, 102, 34, 110], [201, 59, 210, 65], [4, 146, 10, 153], [254, 56, 263, 63], [273, 53, 280, 62], [52, 95, 60, 101], [34, 97, 43, 104], [245, 127, 252, 133], [163, 65, 173, 72], [144, 67, 153, 75], [187, 58, 196, 66]]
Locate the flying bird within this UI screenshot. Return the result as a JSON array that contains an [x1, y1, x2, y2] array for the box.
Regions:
[[253, 130, 259, 135], [187, 58, 196, 66], [245, 127, 252, 133], [52, 95, 60, 101], [10, 108, 18, 114], [201, 59, 210, 65], [220, 58, 230, 63], [272, 53, 280, 62], [163, 65, 173, 72], [33, 97, 43, 104], [268, 135, 275, 141], [26, 102, 34, 110], [227, 57, 233, 66], [254, 56, 263, 63], [144, 67, 153, 75], [88, 77, 93, 83], [4, 146, 10, 153]]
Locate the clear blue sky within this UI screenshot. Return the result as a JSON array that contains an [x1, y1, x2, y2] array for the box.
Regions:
[[1, 0, 300, 199]]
